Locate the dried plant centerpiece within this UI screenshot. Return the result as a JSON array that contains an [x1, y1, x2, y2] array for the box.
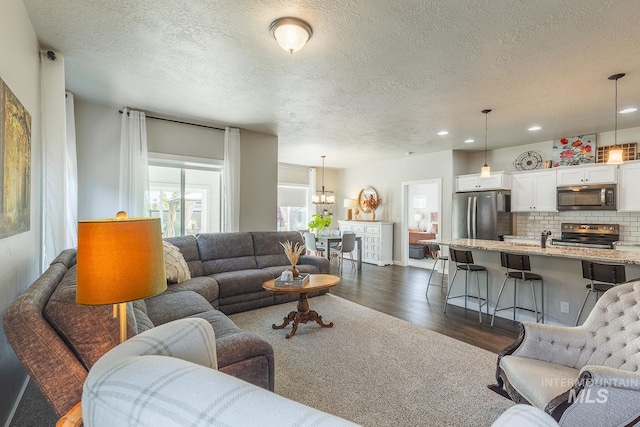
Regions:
[[279, 240, 306, 278], [362, 194, 382, 220]]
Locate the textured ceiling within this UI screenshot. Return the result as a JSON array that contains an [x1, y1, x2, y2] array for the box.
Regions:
[[22, 0, 640, 169]]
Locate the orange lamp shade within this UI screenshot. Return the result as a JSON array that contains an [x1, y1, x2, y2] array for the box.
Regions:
[[76, 216, 167, 305]]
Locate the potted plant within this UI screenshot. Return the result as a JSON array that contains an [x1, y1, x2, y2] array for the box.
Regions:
[[308, 214, 332, 236]]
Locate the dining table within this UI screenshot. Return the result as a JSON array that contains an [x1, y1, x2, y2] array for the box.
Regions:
[[317, 235, 363, 272]]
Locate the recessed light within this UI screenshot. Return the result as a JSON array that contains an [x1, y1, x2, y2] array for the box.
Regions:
[[406, 151, 414, 155], [528, 126, 541, 131], [464, 139, 474, 143], [620, 107, 638, 114], [437, 131, 448, 136]]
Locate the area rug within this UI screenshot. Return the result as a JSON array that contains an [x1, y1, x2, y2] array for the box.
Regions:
[[229, 294, 514, 426]]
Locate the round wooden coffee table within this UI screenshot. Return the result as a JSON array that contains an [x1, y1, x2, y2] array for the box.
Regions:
[[262, 274, 340, 338]]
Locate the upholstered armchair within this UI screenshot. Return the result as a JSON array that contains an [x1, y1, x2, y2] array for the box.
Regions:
[[82, 318, 356, 426], [494, 280, 640, 426]]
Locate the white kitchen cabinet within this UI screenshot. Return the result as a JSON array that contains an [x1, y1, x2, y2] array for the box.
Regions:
[[618, 160, 640, 211], [338, 220, 393, 266], [511, 170, 557, 212], [555, 164, 617, 186], [455, 172, 511, 192]]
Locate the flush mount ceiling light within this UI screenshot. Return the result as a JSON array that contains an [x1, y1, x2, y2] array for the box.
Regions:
[[620, 107, 637, 114], [270, 17, 313, 53], [607, 73, 625, 165], [437, 130, 449, 136], [480, 109, 492, 177], [528, 125, 541, 131], [464, 139, 475, 144]]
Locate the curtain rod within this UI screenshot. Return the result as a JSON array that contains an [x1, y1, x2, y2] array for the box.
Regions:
[[119, 110, 225, 131]]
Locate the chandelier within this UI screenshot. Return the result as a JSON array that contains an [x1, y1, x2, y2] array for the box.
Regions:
[[312, 156, 334, 205]]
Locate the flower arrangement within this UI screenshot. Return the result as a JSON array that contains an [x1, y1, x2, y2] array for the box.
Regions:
[[279, 240, 306, 277], [279, 240, 306, 265], [362, 194, 382, 211], [308, 214, 331, 234]]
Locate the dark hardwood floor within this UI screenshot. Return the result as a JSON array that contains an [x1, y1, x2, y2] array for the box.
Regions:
[[327, 260, 521, 354]]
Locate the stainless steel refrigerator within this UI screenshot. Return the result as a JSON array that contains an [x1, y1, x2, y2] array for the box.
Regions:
[[452, 191, 513, 240]]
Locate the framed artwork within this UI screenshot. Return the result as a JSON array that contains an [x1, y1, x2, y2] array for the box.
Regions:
[[0, 77, 31, 239], [551, 134, 596, 167], [412, 195, 427, 209]]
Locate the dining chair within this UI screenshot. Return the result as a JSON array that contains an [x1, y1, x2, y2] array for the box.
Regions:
[[303, 232, 325, 256], [330, 232, 356, 273]]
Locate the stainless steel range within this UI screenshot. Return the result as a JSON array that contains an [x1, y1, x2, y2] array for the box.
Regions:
[[550, 223, 619, 249]]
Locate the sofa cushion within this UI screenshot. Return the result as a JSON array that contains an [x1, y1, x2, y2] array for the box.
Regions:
[[500, 355, 579, 408], [43, 265, 136, 370], [164, 235, 203, 277], [144, 291, 215, 326], [132, 300, 154, 333], [252, 231, 305, 269], [188, 309, 242, 339], [197, 233, 258, 274], [162, 241, 192, 283], [164, 276, 219, 305], [212, 270, 275, 298]]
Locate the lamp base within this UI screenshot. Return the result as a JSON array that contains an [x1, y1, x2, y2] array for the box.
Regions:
[[118, 302, 127, 343]]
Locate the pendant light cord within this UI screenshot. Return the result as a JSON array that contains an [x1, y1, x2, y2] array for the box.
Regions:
[[484, 113, 488, 165], [614, 77, 618, 147]]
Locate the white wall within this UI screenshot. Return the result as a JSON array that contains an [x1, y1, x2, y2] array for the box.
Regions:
[[337, 150, 455, 262], [0, 1, 42, 424]]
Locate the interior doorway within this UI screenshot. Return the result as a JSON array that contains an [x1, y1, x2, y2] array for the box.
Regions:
[[400, 179, 442, 269]]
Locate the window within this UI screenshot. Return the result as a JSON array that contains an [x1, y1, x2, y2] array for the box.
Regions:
[[277, 185, 308, 231], [149, 164, 222, 237]]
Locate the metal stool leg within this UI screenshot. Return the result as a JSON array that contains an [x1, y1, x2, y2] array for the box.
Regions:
[[540, 279, 544, 323], [530, 280, 538, 325], [491, 274, 509, 326], [484, 270, 490, 315], [464, 270, 469, 310], [444, 269, 458, 313], [575, 289, 592, 326], [426, 257, 438, 297], [475, 271, 482, 322], [513, 278, 517, 322]]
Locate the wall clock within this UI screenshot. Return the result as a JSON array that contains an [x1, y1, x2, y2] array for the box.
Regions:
[[513, 151, 543, 171]]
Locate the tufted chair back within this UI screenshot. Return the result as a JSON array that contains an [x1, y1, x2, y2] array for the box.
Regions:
[[575, 280, 640, 371]]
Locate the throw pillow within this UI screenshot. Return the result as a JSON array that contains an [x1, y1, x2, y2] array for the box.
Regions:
[[163, 241, 191, 283]]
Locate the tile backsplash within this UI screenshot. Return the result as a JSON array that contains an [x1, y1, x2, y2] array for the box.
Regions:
[[515, 211, 640, 242]]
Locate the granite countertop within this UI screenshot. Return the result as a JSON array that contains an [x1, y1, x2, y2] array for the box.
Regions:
[[613, 241, 640, 247], [427, 238, 640, 265]]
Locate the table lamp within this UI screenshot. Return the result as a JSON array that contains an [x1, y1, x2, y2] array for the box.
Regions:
[[414, 213, 423, 230], [76, 212, 167, 343], [344, 199, 359, 220]]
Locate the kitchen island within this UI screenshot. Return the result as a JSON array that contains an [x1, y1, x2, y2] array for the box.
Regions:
[[420, 238, 640, 326]]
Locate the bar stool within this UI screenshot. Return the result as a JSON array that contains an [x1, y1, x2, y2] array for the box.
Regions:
[[425, 244, 448, 297], [491, 252, 544, 326], [444, 249, 489, 322], [575, 260, 626, 326]]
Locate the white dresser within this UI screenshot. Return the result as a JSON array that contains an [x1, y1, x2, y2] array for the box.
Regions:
[[338, 220, 393, 266]]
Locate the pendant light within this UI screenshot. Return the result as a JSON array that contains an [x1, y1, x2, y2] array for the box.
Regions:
[[480, 109, 492, 177], [606, 73, 625, 165], [312, 156, 334, 205]]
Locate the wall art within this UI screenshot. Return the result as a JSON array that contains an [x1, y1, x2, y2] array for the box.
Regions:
[[0, 77, 31, 238], [551, 134, 596, 167]]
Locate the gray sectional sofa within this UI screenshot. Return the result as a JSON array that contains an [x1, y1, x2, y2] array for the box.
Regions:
[[3, 231, 329, 418]]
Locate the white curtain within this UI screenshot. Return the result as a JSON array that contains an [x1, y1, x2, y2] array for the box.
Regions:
[[41, 51, 78, 269], [119, 108, 149, 217], [223, 127, 240, 232]]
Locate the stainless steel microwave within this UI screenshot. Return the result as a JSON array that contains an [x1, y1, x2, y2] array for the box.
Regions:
[[556, 184, 616, 211]]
